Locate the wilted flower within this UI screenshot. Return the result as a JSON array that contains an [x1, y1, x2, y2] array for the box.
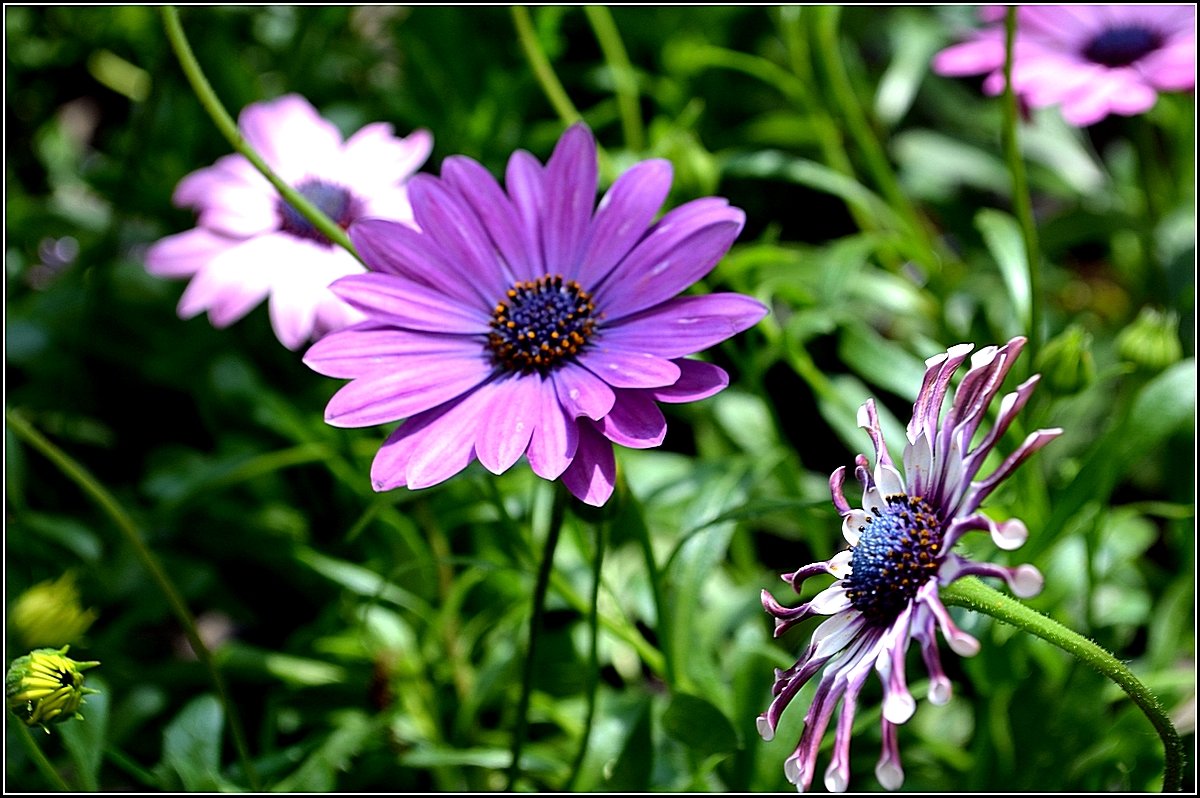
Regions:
[[6, 646, 100, 730], [8, 572, 99, 648], [146, 94, 432, 349], [933, 6, 1195, 126], [304, 123, 767, 506], [759, 337, 1061, 792]]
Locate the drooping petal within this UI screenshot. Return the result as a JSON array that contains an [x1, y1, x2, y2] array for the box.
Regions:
[[561, 420, 617, 506], [551, 363, 616, 421], [474, 373, 544, 474], [597, 391, 667, 449], [649, 359, 729, 404], [525, 382, 579, 480]]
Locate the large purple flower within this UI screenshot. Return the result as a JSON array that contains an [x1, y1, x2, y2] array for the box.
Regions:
[[759, 337, 1062, 792], [303, 123, 767, 506], [145, 94, 432, 349], [933, 6, 1195, 126]]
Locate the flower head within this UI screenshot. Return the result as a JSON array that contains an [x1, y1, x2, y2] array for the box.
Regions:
[[6, 646, 100, 730], [933, 6, 1195, 126], [304, 123, 767, 506], [9, 572, 99, 649], [146, 94, 433, 349], [759, 337, 1061, 792]]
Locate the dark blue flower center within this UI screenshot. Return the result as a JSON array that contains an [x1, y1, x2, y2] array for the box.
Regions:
[[276, 179, 361, 247], [844, 494, 944, 626], [1082, 25, 1163, 68], [487, 275, 598, 373]]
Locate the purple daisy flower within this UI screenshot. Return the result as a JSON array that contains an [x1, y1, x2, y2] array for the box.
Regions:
[[933, 5, 1195, 126], [145, 94, 433, 349], [303, 123, 767, 506], [759, 337, 1062, 793]]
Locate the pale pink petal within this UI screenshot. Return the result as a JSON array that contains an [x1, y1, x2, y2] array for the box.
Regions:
[[145, 228, 237, 279], [239, 94, 342, 182]]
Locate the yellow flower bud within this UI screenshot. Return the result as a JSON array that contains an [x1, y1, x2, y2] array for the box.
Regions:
[[6, 646, 100, 730], [9, 572, 99, 648]]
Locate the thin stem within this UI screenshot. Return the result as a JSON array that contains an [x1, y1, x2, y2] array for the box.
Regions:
[[635, 496, 678, 688], [564, 519, 607, 790], [158, 6, 360, 262], [584, 6, 643, 151], [6, 409, 262, 791], [506, 485, 568, 790], [511, 6, 583, 126], [811, 6, 939, 272], [941, 577, 1184, 791], [11, 717, 72, 791], [1000, 7, 1043, 365]]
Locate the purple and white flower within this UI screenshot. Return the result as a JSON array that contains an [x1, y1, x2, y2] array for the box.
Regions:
[[303, 123, 767, 506], [759, 337, 1061, 792], [933, 5, 1195, 126], [145, 94, 432, 349]]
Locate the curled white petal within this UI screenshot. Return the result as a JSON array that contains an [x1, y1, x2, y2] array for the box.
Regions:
[[1011, 564, 1044, 598], [756, 714, 775, 742], [841, 510, 868, 546], [876, 760, 905, 792], [828, 549, 853, 579], [992, 518, 1028, 551]]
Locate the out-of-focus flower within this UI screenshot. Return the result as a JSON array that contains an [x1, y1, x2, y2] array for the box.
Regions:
[[1036, 324, 1096, 396], [146, 94, 432, 349], [8, 572, 99, 649], [1117, 306, 1183, 372], [304, 123, 767, 506], [933, 6, 1195, 126], [6, 646, 100, 730], [759, 337, 1061, 792]]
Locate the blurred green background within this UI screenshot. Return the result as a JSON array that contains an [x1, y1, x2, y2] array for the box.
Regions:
[[5, 6, 1194, 792]]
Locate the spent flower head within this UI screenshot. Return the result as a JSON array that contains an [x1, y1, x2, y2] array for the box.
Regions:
[[146, 93, 432, 349], [6, 646, 101, 730], [933, 5, 1195, 126], [304, 123, 767, 506], [759, 337, 1061, 792]]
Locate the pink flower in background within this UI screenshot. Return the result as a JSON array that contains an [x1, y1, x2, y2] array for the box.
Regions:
[[933, 5, 1195, 126], [304, 123, 767, 506], [146, 94, 432, 349]]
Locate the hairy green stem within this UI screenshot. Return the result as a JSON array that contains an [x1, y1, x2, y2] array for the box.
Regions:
[[1000, 7, 1044, 365], [11, 717, 72, 791], [512, 6, 583, 126], [506, 486, 568, 790], [941, 577, 1184, 791], [6, 409, 262, 791], [584, 6, 644, 151], [564, 519, 607, 790], [159, 6, 360, 261]]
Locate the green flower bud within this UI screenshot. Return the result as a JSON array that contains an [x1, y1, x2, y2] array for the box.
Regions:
[[1035, 325, 1096, 396], [9, 572, 99, 648], [6, 646, 100, 730], [1117, 307, 1182, 373]]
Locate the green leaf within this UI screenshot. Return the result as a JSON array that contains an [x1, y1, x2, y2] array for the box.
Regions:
[[160, 695, 226, 792], [216, 642, 346, 687], [662, 692, 740, 759], [604, 700, 653, 792], [975, 208, 1030, 335], [272, 711, 378, 792], [59, 675, 109, 791]]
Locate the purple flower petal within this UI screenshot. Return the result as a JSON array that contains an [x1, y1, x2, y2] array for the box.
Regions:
[[351, 218, 494, 308], [330, 272, 492, 334], [475, 373, 544, 475], [578, 345, 681, 389], [369, 383, 493, 491], [597, 391, 666, 449], [541, 123, 598, 278], [649, 359, 729, 404], [323, 350, 493, 427], [304, 326, 487, 379], [594, 198, 745, 319], [551, 363, 616, 421], [505, 150, 547, 275], [601, 293, 767, 359], [562, 421, 616, 506], [441, 156, 531, 284], [575, 158, 673, 287], [525, 384, 579, 480]]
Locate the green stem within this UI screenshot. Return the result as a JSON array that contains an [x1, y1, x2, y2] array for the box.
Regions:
[[811, 6, 938, 272], [564, 519, 607, 790], [941, 577, 1184, 791], [635, 497, 678, 688], [6, 409, 262, 791], [11, 716, 72, 791], [584, 6, 643, 151], [511, 6, 583, 126], [159, 6, 360, 262], [506, 485, 568, 790], [1000, 7, 1043, 365]]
